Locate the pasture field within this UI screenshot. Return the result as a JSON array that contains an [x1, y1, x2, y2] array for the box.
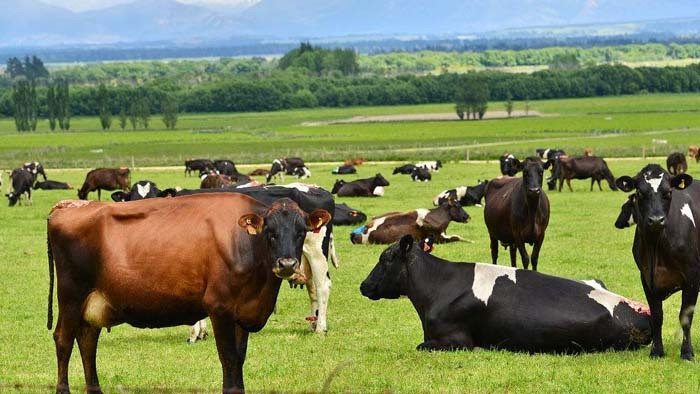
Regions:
[[2, 93, 700, 168], [2, 159, 700, 393]]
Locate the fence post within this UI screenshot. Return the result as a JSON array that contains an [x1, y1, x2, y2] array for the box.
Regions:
[[131, 156, 135, 169], [466, 150, 470, 161], [642, 146, 646, 159]]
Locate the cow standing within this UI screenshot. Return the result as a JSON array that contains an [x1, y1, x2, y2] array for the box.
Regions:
[[689, 145, 700, 163], [23, 161, 47, 182], [78, 168, 130, 200], [666, 152, 688, 175], [266, 158, 311, 183], [6, 168, 33, 206], [331, 174, 390, 197], [213, 159, 238, 176], [484, 157, 549, 270], [615, 165, 699, 360], [433, 181, 488, 207], [47, 195, 331, 393], [499, 154, 520, 176], [536, 148, 566, 190], [557, 156, 617, 192], [184, 159, 215, 176]]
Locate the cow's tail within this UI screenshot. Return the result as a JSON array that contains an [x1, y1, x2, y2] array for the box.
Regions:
[[329, 233, 339, 269], [47, 223, 54, 330]]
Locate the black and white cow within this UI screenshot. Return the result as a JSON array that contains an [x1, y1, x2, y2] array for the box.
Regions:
[[433, 181, 488, 207], [213, 159, 238, 176], [393, 164, 417, 175], [360, 235, 652, 353], [331, 174, 390, 197], [111, 180, 176, 202], [410, 167, 431, 182], [23, 161, 47, 182], [332, 165, 357, 175], [266, 158, 311, 183], [6, 168, 33, 206], [537, 148, 566, 190], [332, 203, 367, 226], [614, 194, 637, 229], [33, 180, 73, 190], [499, 154, 521, 176], [416, 161, 442, 172], [615, 164, 700, 360]]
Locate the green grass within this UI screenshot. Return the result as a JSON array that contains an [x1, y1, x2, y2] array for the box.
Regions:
[[2, 160, 700, 393], [2, 94, 700, 168]]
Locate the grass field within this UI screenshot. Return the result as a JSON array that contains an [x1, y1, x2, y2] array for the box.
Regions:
[[2, 93, 700, 168], [2, 159, 700, 393]]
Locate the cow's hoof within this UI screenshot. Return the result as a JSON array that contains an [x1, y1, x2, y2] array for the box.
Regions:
[[649, 348, 665, 359], [681, 352, 694, 362]]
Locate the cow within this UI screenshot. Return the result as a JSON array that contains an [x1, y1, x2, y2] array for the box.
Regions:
[[47, 195, 331, 394], [416, 160, 442, 172], [33, 180, 74, 190], [111, 180, 176, 202], [331, 174, 390, 197], [332, 165, 357, 175], [499, 153, 520, 176], [614, 194, 637, 229], [184, 159, 215, 177], [536, 148, 566, 162], [537, 148, 566, 191], [201, 172, 233, 189], [344, 158, 365, 166], [350, 199, 469, 245], [392, 164, 416, 175], [248, 168, 270, 177], [23, 161, 47, 182], [175, 183, 338, 335], [266, 157, 310, 183], [6, 168, 33, 206], [433, 181, 488, 207], [614, 164, 700, 360], [666, 152, 688, 175], [584, 148, 593, 156], [411, 167, 431, 182], [557, 156, 617, 192], [360, 235, 652, 353], [484, 157, 549, 271], [689, 145, 700, 163], [213, 159, 238, 176], [332, 203, 367, 226], [78, 168, 130, 200]]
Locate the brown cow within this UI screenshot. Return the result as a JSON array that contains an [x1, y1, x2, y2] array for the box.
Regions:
[[688, 145, 700, 163], [201, 172, 233, 189], [557, 156, 617, 192], [484, 157, 550, 271], [350, 199, 469, 244], [344, 157, 366, 166], [47, 194, 331, 394], [583, 147, 593, 156], [248, 168, 270, 176], [666, 152, 688, 175], [77, 167, 130, 200]]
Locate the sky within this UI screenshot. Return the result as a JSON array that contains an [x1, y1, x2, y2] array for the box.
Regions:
[[41, 0, 259, 12]]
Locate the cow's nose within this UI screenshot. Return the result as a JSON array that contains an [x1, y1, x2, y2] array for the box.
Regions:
[[277, 258, 298, 271], [528, 187, 541, 195], [647, 216, 666, 228]]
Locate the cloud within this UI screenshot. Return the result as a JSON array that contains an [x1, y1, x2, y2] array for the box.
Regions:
[[42, 0, 258, 12]]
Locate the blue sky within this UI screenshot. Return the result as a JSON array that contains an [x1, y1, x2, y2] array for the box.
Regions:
[[41, 0, 259, 11]]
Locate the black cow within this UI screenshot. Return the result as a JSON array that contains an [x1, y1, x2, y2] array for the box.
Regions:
[[332, 203, 367, 226], [266, 158, 310, 183], [360, 235, 652, 353], [6, 168, 33, 206], [557, 156, 617, 192], [393, 164, 416, 175], [666, 152, 688, 175], [33, 180, 73, 190], [332, 165, 357, 175], [537, 148, 566, 190], [111, 180, 176, 202], [331, 174, 390, 197], [184, 159, 215, 177], [213, 159, 238, 176], [433, 181, 488, 207], [23, 161, 47, 182], [410, 167, 431, 182], [614, 194, 637, 229], [615, 164, 699, 360], [499, 154, 520, 176]]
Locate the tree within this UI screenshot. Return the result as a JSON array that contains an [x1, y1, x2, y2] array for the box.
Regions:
[[47, 84, 57, 131], [524, 96, 531, 116], [55, 79, 71, 130], [128, 102, 139, 130], [454, 77, 489, 120], [97, 84, 112, 130], [11, 79, 37, 131], [119, 106, 127, 130], [504, 92, 513, 117], [161, 95, 178, 130], [138, 98, 150, 129]]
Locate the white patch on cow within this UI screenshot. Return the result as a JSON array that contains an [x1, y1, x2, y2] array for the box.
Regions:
[[543, 149, 550, 159], [83, 291, 115, 328], [587, 288, 624, 317], [362, 217, 387, 243], [301, 167, 312, 178], [506, 154, 514, 159], [416, 161, 439, 172], [681, 203, 696, 227], [644, 173, 663, 192], [136, 183, 151, 198], [372, 186, 385, 196], [455, 186, 467, 201], [415, 208, 430, 226], [581, 279, 605, 290], [273, 159, 282, 166], [200, 174, 208, 181], [303, 226, 332, 332], [472, 263, 517, 306]]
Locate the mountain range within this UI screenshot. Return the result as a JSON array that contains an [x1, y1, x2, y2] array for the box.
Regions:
[[3, 0, 700, 46]]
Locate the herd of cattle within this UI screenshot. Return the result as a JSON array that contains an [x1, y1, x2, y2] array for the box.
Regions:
[[3, 147, 700, 393]]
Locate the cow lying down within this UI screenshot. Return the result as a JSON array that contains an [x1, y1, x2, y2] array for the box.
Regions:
[[361, 235, 652, 353]]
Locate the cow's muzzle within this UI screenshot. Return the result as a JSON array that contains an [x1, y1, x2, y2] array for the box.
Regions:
[[647, 215, 666, 230], [360, 281, 380, 301], [527, 187, 541, 197], [273, 257, 300, 279]]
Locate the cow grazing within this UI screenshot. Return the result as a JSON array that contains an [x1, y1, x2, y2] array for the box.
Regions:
[[689, 145, 700, 163], [557, 156, 617, 192], [111, 180, 176, 202], [392, 164, 416, 175], [266, 157, 310, 183], [344, 157, 365, 166], [33, 180, 73, 190], [537, 148, 566, 191], [411, 166, 431, 182], [666, 152, 688, 175], [332, 165, 357, 175], [213, 159, 238, 176], [332, 174, 390, 197], [47, 195, 331, 393], [536, 148, 566, 162], [499, 154, 521, 176], [484, 157, 549, 270], [416, 160, 442, 172], [332, 203, 367, 226], [23, 161, 47, 182], [6, 168, 33, 206], [351, 199, 469, 245], [615, 165, 700, 360], [433, 181, 488, 207], [184, 159, 215, 177], [360, 235, 652, 353], [78, 168, 130, 200]]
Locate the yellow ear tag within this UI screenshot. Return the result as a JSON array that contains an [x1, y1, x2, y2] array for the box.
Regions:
[[316, 218, 323, 229], [679, 179, 686, 189]]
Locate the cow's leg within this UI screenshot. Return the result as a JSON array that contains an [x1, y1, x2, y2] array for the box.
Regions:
[[489, 237, 498, 264], [597, 178, 603, 191], [566, 178, 573, 192], [303, 236, 331, 333], [76, 324, 103, 393], [509, 245, 517, 268], [680, 286, 699, 361], [641, 276, 665, 358], [54, 305, 81, 394], [530, 239, 543, 271], [210, 314, 246, 394], [590, 178, 594, 191], [418, 319, 474, 351], [517, 242, 530, 270], [97, 189, 101, 201]]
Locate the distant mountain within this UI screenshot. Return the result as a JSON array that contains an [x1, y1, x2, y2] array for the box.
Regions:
[[2, 0, 700, 46]]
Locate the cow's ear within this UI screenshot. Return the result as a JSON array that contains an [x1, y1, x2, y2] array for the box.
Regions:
[[671, 174, 693, 190], [515, 160, 524, 172], [238, 214, 265, 235], [306, 209, 332, 230], [399, 235, 414, 256], [157, 188, 177, 198], [615, 176, 636, 192], [111, 191, 128, 202]]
